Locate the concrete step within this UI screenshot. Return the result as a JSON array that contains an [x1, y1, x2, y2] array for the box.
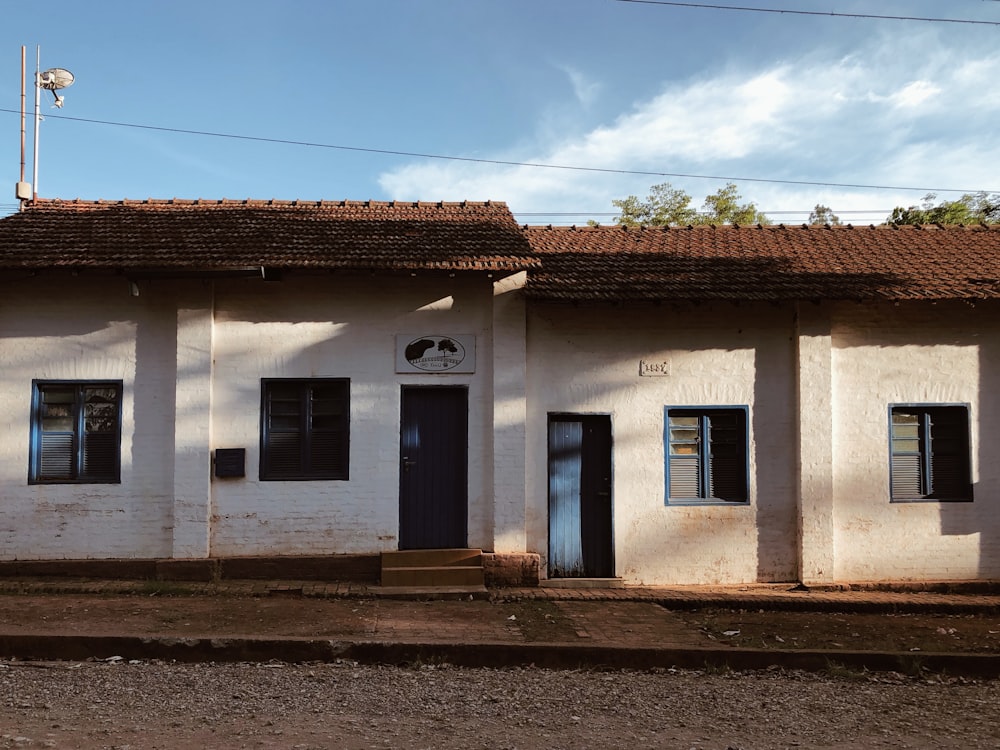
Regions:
[[380, 549, 485, 588], [381, 549, 483, 569]]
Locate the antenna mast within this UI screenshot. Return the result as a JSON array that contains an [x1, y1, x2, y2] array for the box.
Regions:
[[32, 46, 40, 201], [15, 48, 30, 206], [15, 46, 74, 206], [19, 48, 25, 188]]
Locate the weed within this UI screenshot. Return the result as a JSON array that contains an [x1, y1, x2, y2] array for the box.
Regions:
[[702, 659, 731, 675], [138, 580, 192, 597], [897, 654, 926, 678], [823, 660, 869, 681]]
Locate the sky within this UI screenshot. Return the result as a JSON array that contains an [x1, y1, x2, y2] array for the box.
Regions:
[[1, 0, 999, 224]]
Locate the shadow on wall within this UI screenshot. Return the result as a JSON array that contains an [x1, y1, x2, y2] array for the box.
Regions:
[[940, 308, 1000, 578], [527, 298, 802, 584], [132, 283, 179, 500], [753, 330, 798, 582], [201, 273, 492, 556]]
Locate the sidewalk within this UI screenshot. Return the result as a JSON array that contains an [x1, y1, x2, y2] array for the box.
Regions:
[[0, 577, 998, 677]]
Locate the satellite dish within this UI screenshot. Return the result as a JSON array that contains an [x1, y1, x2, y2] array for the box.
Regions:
[[38, 68, 74, 90], [37, 68, 74, 108]]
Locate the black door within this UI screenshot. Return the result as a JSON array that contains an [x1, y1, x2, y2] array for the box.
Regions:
[[548, 414, 613, 578], [399, 387, 468, 549]]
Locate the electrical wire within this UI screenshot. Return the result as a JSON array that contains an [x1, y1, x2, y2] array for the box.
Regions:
[[613, 0, 1000, 25], [516, 209, 893, 217], [0, 108, 995, 196]]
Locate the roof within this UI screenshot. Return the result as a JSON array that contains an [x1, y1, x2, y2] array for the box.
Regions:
[[5, 201, 1000, 303], [0, 199, 535, 273], [523, 223, 1000, 302]]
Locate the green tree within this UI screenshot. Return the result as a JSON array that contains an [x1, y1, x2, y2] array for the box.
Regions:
[[887, 192, 1000, 226], [809, 204, 842, 226], [698, 183, 771, 226], [612, 182, 770, 226], [611, 183, 698, 227]]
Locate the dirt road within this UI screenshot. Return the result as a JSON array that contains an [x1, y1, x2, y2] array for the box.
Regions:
[[1, 660, 997, 749]]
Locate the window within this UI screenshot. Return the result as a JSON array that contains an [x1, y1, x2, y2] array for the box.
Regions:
[[889, 405, 971, 501], [260, 379, 349, 480], [665, 407, 749, 503], [29, 381, 122, 483]]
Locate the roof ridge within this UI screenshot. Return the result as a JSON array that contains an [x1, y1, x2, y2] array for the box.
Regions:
[[521, 223, 998, 232], [25, 197, 509, 210]]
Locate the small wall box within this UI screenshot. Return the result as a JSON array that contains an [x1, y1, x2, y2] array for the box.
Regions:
[[214, 448, 246, 478]]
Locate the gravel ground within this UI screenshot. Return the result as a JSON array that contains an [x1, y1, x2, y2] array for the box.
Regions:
[[1, 660, 997, 749]]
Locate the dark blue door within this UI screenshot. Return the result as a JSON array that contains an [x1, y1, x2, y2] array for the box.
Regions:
[[399, 387, 468, 549], [548, 415, 613, 578]]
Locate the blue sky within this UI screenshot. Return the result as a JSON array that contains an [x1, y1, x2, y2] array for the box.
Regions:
[[2, 0, 999, 223]]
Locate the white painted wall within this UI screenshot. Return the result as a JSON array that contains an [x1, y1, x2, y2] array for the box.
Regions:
[[830, 301, 1000, 581], [208, 273, 495, 557], [0, 275, 178, 559], [525, 299, 1000, 585], [490, 272, 528, 554], [525, 302, 800, 585], [3, 272, 997, 584], [0, 272, 499, 560], [796, 305, 835, 584]]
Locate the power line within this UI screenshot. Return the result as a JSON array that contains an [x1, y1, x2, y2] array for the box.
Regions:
[[1, 108, 996, 196], [613, 0, 1000, 25], [517, 209, 894, 217]]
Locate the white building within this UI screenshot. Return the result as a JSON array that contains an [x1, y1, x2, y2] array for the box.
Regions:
[[1, 199, 998, 586]]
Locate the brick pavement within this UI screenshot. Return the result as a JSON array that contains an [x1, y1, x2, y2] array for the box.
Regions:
[[1, 577, 1000, 613], [0, 577, 998, 674]]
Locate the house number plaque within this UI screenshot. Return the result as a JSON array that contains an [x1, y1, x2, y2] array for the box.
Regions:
[[639, 359, 671, 377]]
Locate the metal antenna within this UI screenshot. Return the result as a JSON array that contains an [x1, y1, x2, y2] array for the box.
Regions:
[[28, 46, 74, 202], [32, 46, 40, 201]]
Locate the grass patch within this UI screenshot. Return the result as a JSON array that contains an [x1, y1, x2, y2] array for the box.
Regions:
[[137, 580, 195, 597], [897, 653, 926, 678], [702, 659, 732, 675], [500, 600, 579, 642], [824, 660, 869, 681]]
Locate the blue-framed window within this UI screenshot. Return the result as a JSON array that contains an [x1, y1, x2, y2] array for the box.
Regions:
[[29, 381, 122, 484], [260, 379, 350, 481], [665, 406, 749, 503], [889, 404, 971, 502]]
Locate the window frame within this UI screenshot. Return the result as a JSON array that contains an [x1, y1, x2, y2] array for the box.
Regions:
[[888, 403, 972, 503], [28, 380, 123, 484], [664, 405, 750, 505], [259, 378, 350, 481]]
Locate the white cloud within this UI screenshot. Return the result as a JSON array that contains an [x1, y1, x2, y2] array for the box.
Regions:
[[378, 35, 1000, 223], [889, 81, 942, 109], [556, 64, 602, 107]]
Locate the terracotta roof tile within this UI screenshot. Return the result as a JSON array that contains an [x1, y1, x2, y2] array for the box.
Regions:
[[523, 224, 1000, 302], [0, 199, 536, 272]]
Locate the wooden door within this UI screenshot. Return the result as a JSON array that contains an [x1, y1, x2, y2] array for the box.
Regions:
[[399, 387, 468, 549]]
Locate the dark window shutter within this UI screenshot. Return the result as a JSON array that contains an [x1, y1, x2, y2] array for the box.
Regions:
[[261, 379, 349, 480], [667, 408, 748, 502], [308, 429, 348, 478], [32, 382, 121, 484], [81, 386, 119, 480], [927, 408, 971, 499], [265, 431, 304, 477], [707, 411, 747, 502], [890, 406, 971, 501], [82, 431, 118, 480], [308, 381, 349, 478]]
